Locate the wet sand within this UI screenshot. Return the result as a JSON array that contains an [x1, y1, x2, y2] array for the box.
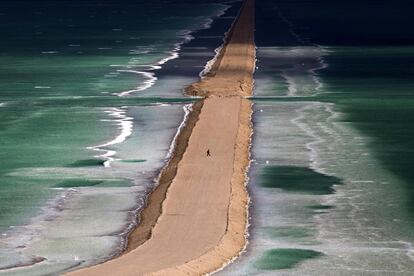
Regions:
[[68, 0, 255, 274]]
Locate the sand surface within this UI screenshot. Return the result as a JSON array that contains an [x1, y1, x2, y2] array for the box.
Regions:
[[68, 0, 255, 275]]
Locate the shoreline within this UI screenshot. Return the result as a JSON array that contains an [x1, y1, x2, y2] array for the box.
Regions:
[[124, 0, 250, 254], [124, 100, 204, 252], [117, 3, 231, 97], [68, 0, 255, 274]]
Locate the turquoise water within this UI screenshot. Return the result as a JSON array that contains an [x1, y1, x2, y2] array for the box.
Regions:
[[0, 0, 231, 274], [254, 249, 323, 270]]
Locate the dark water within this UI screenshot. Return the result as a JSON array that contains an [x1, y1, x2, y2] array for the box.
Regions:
[[261, 166, 342, 194]]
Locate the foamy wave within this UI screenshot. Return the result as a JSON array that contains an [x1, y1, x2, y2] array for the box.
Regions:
[[291, 103, 325, 171], [199, 45, 223, 78], [291, 102, 341, 174], [311, 45, 330, 94], [153, 103, 173, 107], [116, 70, 157, 97], [165, 104, 192, 160], [88, 108, 133, 167], [117, 4, 230, 97], [34, 86, 51, 89], [260, 46, 328, 97], [198, 4, 234, 78]]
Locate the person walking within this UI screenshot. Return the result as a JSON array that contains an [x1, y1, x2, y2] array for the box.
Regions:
[[207, 149, 211, 157]]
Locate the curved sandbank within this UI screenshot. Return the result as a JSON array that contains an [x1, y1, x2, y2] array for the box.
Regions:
[[68, 0, 255, 275]]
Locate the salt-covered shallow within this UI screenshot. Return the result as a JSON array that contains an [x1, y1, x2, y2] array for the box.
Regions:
[[0, 104, 187, 275], [254, 47, 327, 97], [225, 101, 414, 275], [221, 46, 414, 275]]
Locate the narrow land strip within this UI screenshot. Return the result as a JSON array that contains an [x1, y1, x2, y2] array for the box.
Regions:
[[68, 0, 255, 274]]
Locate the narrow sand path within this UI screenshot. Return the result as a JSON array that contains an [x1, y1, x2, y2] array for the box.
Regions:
[[68, 0, 255, 275]]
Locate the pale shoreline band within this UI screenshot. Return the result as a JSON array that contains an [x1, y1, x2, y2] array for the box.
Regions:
[[68, 0, 255, 274]]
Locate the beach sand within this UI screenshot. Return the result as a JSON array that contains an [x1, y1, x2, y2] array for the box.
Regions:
[[68, 0, 255, 275]]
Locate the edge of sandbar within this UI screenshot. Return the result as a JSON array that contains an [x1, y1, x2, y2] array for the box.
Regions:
[[125, 0, 252, 256], [124, 100, 204, 252], [68, 0, 255, 274]]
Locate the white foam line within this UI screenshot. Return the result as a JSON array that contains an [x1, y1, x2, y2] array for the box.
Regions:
[[115, 37, 184, 97], [115, 31, 188, 97], [153, 103, 173, 107], [291, 102, 340, 173], [309, 46, 330, 94], [0, 102, 6, 107], [34, 86, 51, 89], [87, 108, 133, 167], [202, 18, 214, 30], [116, 70, 158, 97], [117, 4, 230, 97], [198, 4, 240, 79], [292, 103, 321, 170], [199, 45, 223, 78], [269, 7, 330, 97], [276, 46, 328, 97], [164, 104, 192, 160], [282, 72, 297, 97]]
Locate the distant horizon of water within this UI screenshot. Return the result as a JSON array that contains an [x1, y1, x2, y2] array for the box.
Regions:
[[0, 1, 239, 274]]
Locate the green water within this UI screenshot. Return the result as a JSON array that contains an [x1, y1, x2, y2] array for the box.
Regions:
[[260, 166, 342, 194], [254, 249, 323, 270], [263, 226, 312, 239], [319, 47, 414, 219]]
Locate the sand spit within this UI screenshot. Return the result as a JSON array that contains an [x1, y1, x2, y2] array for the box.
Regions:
[[68, 0, 255, 275]]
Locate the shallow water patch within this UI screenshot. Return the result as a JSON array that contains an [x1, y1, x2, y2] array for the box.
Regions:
[[260, 165, 342, 194], [120, 159, 147, 163], [55, 179, 130, 188], [56, 179, 103, 188], [307, 204, 333, 210], [254, 248, 323, 270], [67, 159, 105, 167], [263, 226, 311, 239]]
